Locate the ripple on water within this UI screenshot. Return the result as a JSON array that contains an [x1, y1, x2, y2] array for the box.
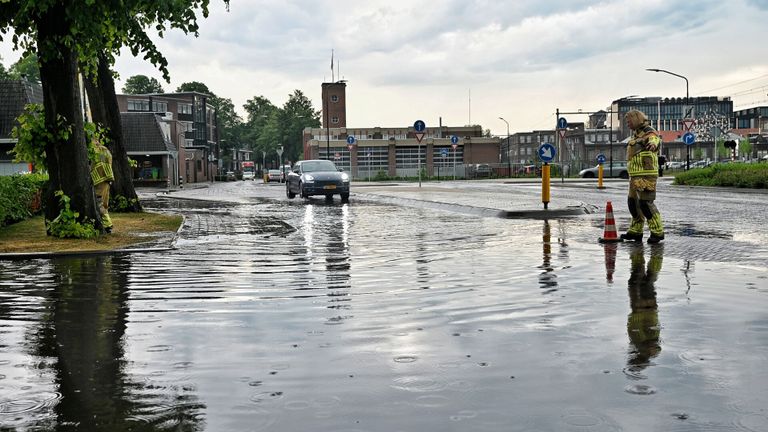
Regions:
[[0, 392, 61, 414], [624, 384, 657, 395], [391, 376, 446, 393], [393, 355, 418, 363], [249, 391, 285, 405], [560, 410, 621, 431], [449, 410, 478, 421], [734, 414, 768, 432], [412, 394, 450, 408], [622, 364, 650, 380]]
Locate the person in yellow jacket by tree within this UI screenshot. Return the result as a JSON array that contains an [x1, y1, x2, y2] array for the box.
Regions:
[[90, 140, 115, 233], [621, 110, 665, 244]]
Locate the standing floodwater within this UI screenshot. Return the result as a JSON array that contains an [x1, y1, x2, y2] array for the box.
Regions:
[[1, 181, 767, 431]]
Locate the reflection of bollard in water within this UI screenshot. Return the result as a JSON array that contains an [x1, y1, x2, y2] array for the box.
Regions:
[[179, 176, 184, 189]]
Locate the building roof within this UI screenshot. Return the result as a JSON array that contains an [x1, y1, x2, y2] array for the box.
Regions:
[[120, 112, 175, 154], [0, 80, 43, 139]]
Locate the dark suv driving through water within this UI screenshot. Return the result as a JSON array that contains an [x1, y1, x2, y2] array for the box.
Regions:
[[285, 159, 350, 202]]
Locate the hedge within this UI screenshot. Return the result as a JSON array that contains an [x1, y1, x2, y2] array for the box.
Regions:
[[673, 162, 768, 188], [0, 173, 48, 228]]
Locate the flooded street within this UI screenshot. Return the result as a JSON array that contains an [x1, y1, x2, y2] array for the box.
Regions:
[[1, 180, 767, 431]]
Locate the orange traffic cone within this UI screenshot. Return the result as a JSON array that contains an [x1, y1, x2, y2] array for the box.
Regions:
[[599, 201, 623, 243]]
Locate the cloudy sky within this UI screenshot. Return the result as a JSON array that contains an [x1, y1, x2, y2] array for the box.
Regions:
[[2, 0, 767, 136]]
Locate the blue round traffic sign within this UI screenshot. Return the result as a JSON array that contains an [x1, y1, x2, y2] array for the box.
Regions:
[[450, 135, 459, 144], [557, 117, 568, 129], [346, 135, 356, 145], [682, 132, 695, 146], [538, 143, 557, 163], [414, 120, 426, 132], [596, 154, 606, 164]]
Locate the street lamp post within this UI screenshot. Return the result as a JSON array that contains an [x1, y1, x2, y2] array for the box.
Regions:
[[499, 117, 511, 178], [646, 68, 690, 169]]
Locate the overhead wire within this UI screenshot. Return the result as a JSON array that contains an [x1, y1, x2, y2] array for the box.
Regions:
[[699, 73, 768, 94]]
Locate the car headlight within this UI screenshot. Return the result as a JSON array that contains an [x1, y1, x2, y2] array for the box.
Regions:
[[341, 173, 350, 182], [303, 174, 315, 183]]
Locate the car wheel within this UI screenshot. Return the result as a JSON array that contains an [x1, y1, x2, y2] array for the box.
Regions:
[[619, 171, 629, 179], [341, 193, 350, 203], [286, 183, 296, 199], [582, 172, 595, 179], [299, 182, 309, 199]]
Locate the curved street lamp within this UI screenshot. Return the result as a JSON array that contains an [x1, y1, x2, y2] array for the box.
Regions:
[[646, 68, 688, 100], [646, 68, 690, 169]]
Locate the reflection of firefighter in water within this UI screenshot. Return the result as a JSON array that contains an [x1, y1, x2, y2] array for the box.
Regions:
[[627, 245, 663, 369], [90, 140, 114, 233]]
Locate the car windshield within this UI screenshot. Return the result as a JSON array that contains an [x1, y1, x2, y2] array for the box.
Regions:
[[302, 160, 337, 172], [269, 170, 280, 174]]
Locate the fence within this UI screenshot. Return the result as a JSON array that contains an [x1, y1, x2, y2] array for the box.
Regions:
[[349, 160, 608, 181]]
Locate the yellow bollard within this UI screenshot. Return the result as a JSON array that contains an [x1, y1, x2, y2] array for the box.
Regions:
[[598, 164, 604, 189], [542, 163, 550, 209]]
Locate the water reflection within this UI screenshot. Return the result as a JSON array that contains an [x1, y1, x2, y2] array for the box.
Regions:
[[298, 203, 353, 324], [626, 245, 664, 372], [538, 221, 558, 293], [23, 256, 204, 431], [604, 243, 618, 284], [325, 205, 352, 322]]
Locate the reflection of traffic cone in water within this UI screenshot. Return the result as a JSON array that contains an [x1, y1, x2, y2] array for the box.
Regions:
[[604, 243, 618, 283], [599, 201, 623, 243]]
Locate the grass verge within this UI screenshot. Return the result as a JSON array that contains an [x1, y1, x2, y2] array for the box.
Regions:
[[0, 212, 183, 254]]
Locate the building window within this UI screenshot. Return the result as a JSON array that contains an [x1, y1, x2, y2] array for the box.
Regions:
[[432, 146, 463, 168], [395, 146, 426, 169], [178, 103, 192, 115], [331, 95, 339, 103], [127, 99, 149, 111], [332, 116, 339, 124], [152, 101, 168, 113]]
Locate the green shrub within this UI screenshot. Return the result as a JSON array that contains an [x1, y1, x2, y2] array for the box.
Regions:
[[45, 190, 99, 239], [0, 173, 48, 227], [109, 194, 139, 212], [674, 163, 768, 188]]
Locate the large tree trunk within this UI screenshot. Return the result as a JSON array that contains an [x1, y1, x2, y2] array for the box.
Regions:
[[84, 54, 142, 212], [36, 4, 103, 233]]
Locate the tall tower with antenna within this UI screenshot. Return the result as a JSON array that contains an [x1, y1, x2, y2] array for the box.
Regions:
[[322, 50, 347, 128]]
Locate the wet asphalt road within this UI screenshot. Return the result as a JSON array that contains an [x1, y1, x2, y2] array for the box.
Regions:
[[0, 178, 766, 431]]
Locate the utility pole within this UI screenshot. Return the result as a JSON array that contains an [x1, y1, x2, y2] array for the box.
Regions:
[[499, 117, 511, 178]]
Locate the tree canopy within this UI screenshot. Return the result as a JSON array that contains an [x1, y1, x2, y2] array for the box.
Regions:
[[122, 75, 165, 94], [0, 0, 229, 235], [0, 53, 40, 82], [176, 81, 213, 94]]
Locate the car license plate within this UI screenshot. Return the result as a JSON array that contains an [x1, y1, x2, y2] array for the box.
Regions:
[[323, 185, 336, 190]]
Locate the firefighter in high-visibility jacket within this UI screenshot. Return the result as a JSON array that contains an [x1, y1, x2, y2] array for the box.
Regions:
[[90, 140, 114, 233], [621, 110, 664, 244]]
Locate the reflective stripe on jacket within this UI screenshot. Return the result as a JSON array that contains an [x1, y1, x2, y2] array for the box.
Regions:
[[91, 145, 115, 185], [627, 127, 661, 177]]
